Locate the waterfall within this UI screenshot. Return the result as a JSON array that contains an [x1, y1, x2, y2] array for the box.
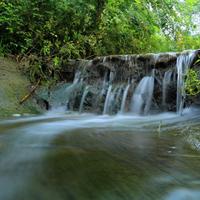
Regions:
[[109, 71, 114, 83], [103, 85, 113, 115], [73, 71, 81, 84], [162, 70, 172, 109], [104, 85, 123, 113], [103, 56, 107, 63], [103, 86, 121, 115], [115, 85, 123, 100], [120, 84, 130, 114], [66, 70, 82, 93], [50, 70, 82, 109], [46, 50, 199, 114], [131, 76, 154, 115], [176, 51, 196, 114], [100, 71, 108, 96], [79, 86, 89, 113], [65, 70, 82, 107], [153, 53, 160, 66]]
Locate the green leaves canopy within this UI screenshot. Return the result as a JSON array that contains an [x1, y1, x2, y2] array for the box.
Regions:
[[0, 0, 199, 81], [0, 0, 199, 57]]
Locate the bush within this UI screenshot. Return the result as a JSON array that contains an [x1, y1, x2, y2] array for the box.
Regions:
[[0, 0, 199, 81]]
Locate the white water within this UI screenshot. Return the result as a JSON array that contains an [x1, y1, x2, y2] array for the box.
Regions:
[[1, 106, 200, 200], [66, 70, 82, 93], [104, 86, 122, 114], [50, 70, 82, 108], [162, 70, 172, 109], [115, 85, 124, 101], [176, 51, 196, 114], [120, 84, 130, 113], [131, 76, 154, 114], [2, 107, 200, 133], [103, 85, 113, 115], [73, 71, 81, 84], [108, 87, 119, 112], [100, 71, 108, 96], [79, 86, 89, 113], [46, 50, 199, 115], [109, 71, 114, 83]]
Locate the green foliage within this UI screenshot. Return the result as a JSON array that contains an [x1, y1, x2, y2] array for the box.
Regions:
[[0, 41, 6, 57], [0, 0, 199, 81], [185, 69, 200, 96]]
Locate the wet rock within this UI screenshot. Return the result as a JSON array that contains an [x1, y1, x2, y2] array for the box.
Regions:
[[41, 50, 200, 113]]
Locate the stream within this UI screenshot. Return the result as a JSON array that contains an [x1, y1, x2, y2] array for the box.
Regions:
[[1, 108, 200, 200]]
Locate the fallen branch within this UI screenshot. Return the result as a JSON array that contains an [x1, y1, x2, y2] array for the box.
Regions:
[[19, 79, 41, 105]]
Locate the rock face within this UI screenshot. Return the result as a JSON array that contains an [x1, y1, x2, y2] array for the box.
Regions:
[[37, 50, 200, 115], [1, 50, 199, 117]]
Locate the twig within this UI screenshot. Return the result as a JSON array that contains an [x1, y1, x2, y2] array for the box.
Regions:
[[19, 79, 41, 105]]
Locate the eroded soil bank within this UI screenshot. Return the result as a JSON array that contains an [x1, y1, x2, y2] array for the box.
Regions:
[[0, 57, 42, 117]]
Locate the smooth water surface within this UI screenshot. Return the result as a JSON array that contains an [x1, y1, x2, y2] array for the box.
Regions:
[[1, 108, 200, 200]]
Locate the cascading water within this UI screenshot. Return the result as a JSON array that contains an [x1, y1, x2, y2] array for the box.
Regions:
[[102, 70, 117, 115], [162, 70, 172, 109], [115, 85, 124, 101], [49, 70, 82, 109], [153, 53, 160, 66], [109, 71, 114, 83], [41, 50, 199, 115], [131, 75, 154, 115], [65, 70, 82, 94], [79, 86, 90, 113], [176, 50, 196, 114], [107, 87, 119, 114], [103, 85, 113, 115], [120, 84, 130, 114], [65, 70, 83, 109], [73, 71, 81, 84], [100, 71, 108, 96]]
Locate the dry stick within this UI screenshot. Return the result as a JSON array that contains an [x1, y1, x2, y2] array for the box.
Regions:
[[19, 79, 41, 105]]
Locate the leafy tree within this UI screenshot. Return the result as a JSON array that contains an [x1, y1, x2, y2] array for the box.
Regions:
[[0, 0, 199, 81]]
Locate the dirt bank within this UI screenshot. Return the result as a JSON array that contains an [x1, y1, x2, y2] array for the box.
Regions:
[[0, 57, 42, 117]]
